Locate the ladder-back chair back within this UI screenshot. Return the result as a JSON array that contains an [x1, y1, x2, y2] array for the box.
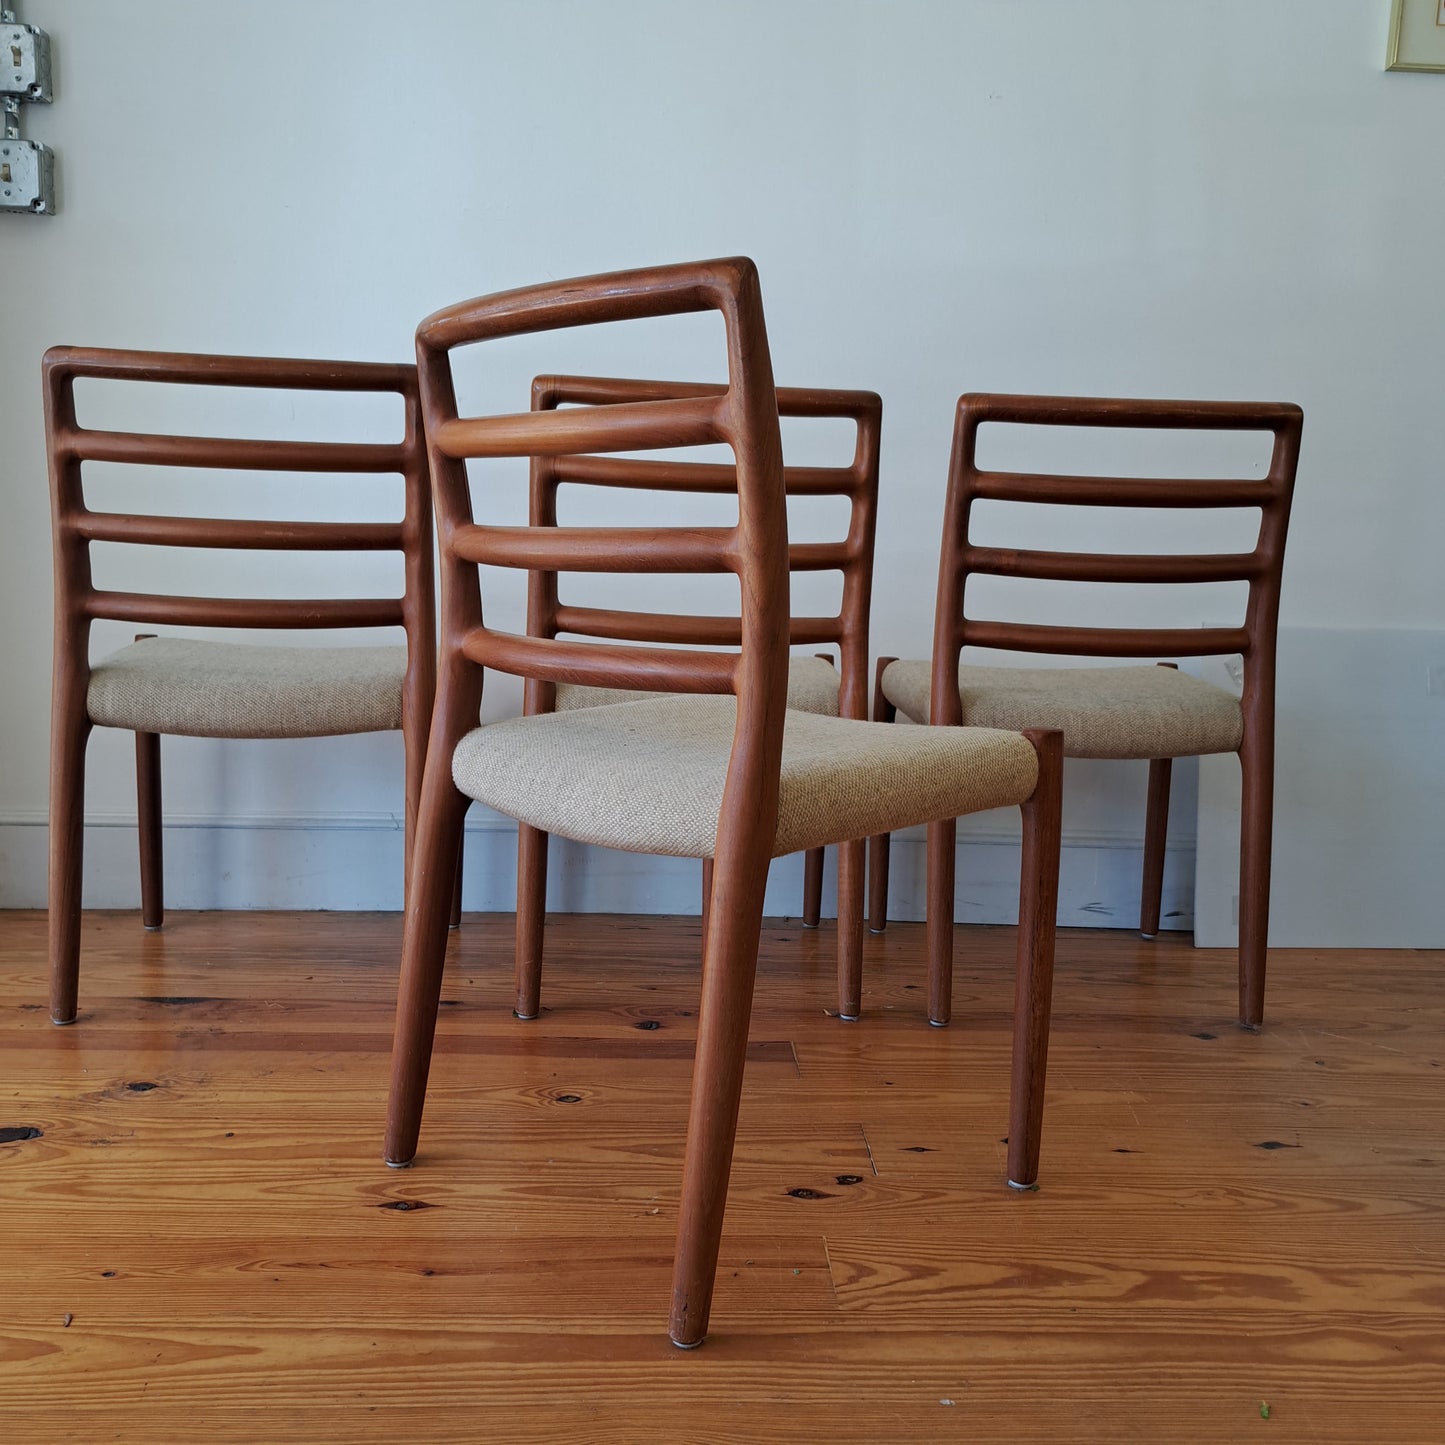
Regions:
[[44, 347, 434, 1023], [872, 392, 1302, 1028], [502, 372, 880, 1015]]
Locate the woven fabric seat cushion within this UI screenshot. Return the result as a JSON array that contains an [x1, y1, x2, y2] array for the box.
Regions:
[[881, 659, 1243, 760], [452, 695, 1038, 860], [86, 637, 407, 739], [555, 653, 841, 717]]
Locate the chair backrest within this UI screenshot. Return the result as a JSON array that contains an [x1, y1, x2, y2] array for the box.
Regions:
[[525, 374, 881, 721], [43, 347, 434, 681], [416, 259, 791, 797], [932, 393, 1303, 727]]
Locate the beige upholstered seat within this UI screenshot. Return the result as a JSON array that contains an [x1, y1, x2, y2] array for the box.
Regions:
[[86, 636, 407, 739], [880, 660, 1242, 760], [554, 653, 841, 718], [453, 696, 1038, 861]]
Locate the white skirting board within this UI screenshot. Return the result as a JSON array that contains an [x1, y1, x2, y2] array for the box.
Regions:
[[1194, 627, 1445, 949], [0, 809, 1194, 930]]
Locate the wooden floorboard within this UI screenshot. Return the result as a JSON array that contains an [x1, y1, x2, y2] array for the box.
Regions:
[[1, 908, 1442, 1441]]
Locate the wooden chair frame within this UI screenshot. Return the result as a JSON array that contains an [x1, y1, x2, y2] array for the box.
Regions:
[[43, 347, 435, 1024], [869, 393, 1302, 1029], [387, 262, 1063, 1346], [508, 373, 881, 1020], [387, 258, 794, 1350]]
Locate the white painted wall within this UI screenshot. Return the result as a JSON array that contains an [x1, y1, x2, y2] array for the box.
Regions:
[[1, 1, 1441, 935]]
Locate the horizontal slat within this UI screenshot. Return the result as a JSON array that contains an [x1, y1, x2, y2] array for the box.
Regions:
[[549, 455, 858, 496], [554, 605, 841, 648], [962, 393, 1302, 430], [962, 546, 1261, 584], [86, 591, 404, 630], [460, 628, 737, 693], [74, 513, 404, 551], [453, 524, 734, 573], [45, 346, 415, 393], [434, 396, 724, 459], [969, 471, 1278, 508], [788, 540, 854, 571], [64, 428, 405, 473], [961, 619, 1250, 658], [535, 373, 881, 421]]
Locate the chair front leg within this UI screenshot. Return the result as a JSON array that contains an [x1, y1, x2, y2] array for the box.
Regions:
[[1007, 729, 1063, 1190], [49, 673, 92, 1026], [867, 657, 898, 933], [1238, 727, 1274, 1031], [801, 847, 824, 927], [668, 826, 772, 1348], [449, 829, 464, 929], [700, 857, 714, 942], [836, 837, 865, 1020], [1139, 662, 1177, 940], [136, 731, 164, 931], [514, 823, 549, 1019], [384, 775, 471, 1168], [130, 638, 163, 932], [925, 815, 957, 1026], [1139, 757, 1171, 939]]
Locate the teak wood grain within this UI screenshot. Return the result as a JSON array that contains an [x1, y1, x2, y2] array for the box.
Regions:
[[1, 910, 1442, 1443]]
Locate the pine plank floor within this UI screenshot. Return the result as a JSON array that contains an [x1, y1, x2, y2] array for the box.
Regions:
[[1, 908, 1441, 1442]]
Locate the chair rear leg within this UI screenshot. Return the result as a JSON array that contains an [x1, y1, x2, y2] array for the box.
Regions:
[[1238, 734, 1274, 1031], [49, 690, 91, 1026], [867, 657, 898, 933], [836, 837, 865, 1020], [514, 823, 549, 1019], [136, 731, 164, 931], [668, 828, 771, 1348], [384, 780, 470, 1168], [801, 847, 824, 927], [701, 857, 714, 942], [449, 825, 464, 928], [1007, 729, 1063, 1190], [1139, 757, 1171, 939], [925, 816, 957, 1026]]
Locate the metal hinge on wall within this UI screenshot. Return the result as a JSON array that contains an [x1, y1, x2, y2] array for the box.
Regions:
[[1, 4, 54, 214]]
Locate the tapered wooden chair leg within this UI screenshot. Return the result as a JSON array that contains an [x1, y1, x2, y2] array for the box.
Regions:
[[867, 662, 898, 933], [136, 730, 164, 931], [1139, 757, 1171, 938], [836, 837, 865, 1020], [1237, 730, 1274, 1031], [48, 689, 91, 1026], [384, 780, 470, 1168], [801, 847, 824, 927], [514, 823, 549, 1019], [668, 833, 771, 1349], [925, 816, 957, 1027], [701, 857, 714, 943], [1007, 729, 1063, 1189], [449, 828, 463, 928], [867, 831, 891, 934]]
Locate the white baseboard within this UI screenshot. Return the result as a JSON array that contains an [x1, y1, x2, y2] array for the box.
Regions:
[[0, 810, 1193, 929]]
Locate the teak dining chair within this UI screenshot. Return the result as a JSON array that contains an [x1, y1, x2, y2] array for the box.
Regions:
[[506, 372, 881, 1020], [868, 393, 1302, 1029], [44, 347, 434, 1024], [385, 257, 1063, 1348]]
